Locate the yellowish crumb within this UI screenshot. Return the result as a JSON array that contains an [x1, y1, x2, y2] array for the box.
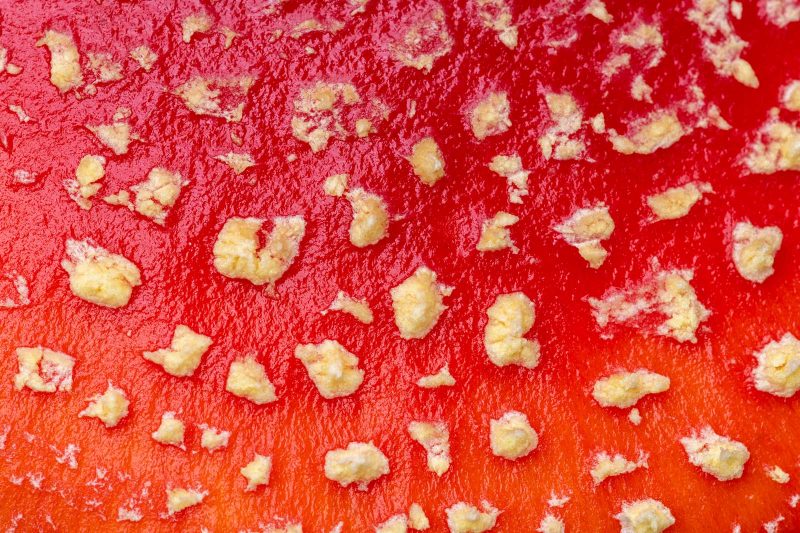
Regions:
[[199, 425, 230, 451], [408, 137, 445, 186], [592, 370, 670, 408], [470, 92, 511, 140], [215, 152, 255, 174], [182, 12, 213, 43], [609, 112, 685, 155], [326, 291, 374, 324], [732, 222, 782, 283], [477, 212, 519, 253], [324, 441, 389, 490], [36, 30, 83, 93], [241, 454, 271, 491], [213, 216, 306, 287], [142, 324, 212, 377], [408, 503, 430, 530], [752, 333, 800, 397], [79, 382, 129, 428], [166, 487, 206, 516], [647, 182, 712, 220], [14, 346, 74, 393], [226, 356, 277, 404], [416, 365, 455, 388], [61, 239, 141, 308], [490, 411, 538, 460], [408, 421, 451, 476], [484, 292, 539, 368], [294, 340, 364, 399], [615, 499, 674, 533], [680, 427, 749, 481], [346, 188, 390, 247], [488, 154, 529, 204], [323, 174, 349, 197], [554, 204, 615, 268], [130, 45, 157, 71], [391, 267, 452, 339], [151, 412, 185, 447], [591, 451, 647, 484], [445, 501, 499, 533]]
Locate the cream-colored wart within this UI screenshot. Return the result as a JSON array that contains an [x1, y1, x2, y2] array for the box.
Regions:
[[166, 487, 206, 516], [173, 75, 254, 123], [445, 501, 500, 533], [241, 454, 271, 491], [615, 499, 675, 533], [744, 119, 800, 174], [485, 292, 539, 368], [87, 121, 135, 155], [554, 204, 614, 268], [539, 92, 585, 160], [66, 155, 106, 210], [417, 365, 455, 388], [647, 182, 712, 220], [470, 92, 511, 140], [61, 239, 141, 308], [152, 412, 185, 448], [475, 0, 519, 49], [537, 514, 565, 533], [375, 514, 407, 533], [477, 212, 519, 253], [680, 427, 750, 481], [85, 53, 123, 88], [584, 0, 613, 23], [616, 22, 665, 67], [389, 4, 453, 72], [225, 356, 277, 404], [79, 382, 130, 428], [490, 411, 538, 460], [14, 347, 75, 393], [752, 333, 800, 398], [609, 112, 686, 155], [199, 425, 230, 451], [408, 503, 430, 530], [36, 30, 83, 93], [128, 167, 186, 225], [391, 267, 452, 339], [488, 154, 530, 204], [732, 222, 783, 283], [783, 81, 800, 112], [143, 324, 212, 377], [294, 340, 364, 399], [325, 291, 374, 324], [589, 268, 710, 343], [214, 152, 255, 175], [592, 370, 670, 408], [324, 441, 390, 490], [130, 45, 157, 71], [763, 0, 800, 26], [688, 0, 759, 88], [408, 421, 451, 476], [213, 216, 306, 287], [291, 83, 346, 152], [323, 173, 349, 197], [346, 188, 390, 247], [590, 451, 647, 484], [182, 12, 213, 43], [408, 137, 445, 186], [767, 465, 790, 484]]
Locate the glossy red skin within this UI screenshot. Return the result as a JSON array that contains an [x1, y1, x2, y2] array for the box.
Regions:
[[0, 0, 799, 531]]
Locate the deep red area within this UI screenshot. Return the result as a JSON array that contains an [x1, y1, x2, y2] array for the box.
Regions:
[[1, 0, 799, 531]]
